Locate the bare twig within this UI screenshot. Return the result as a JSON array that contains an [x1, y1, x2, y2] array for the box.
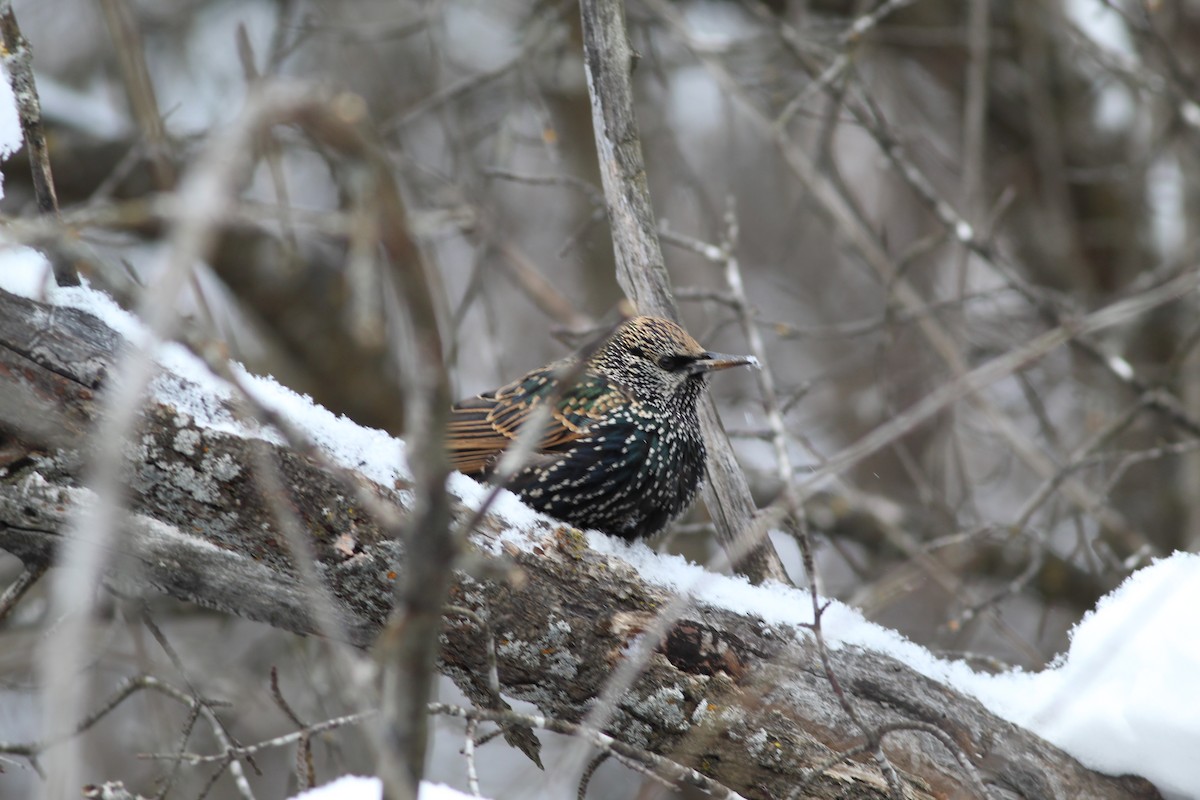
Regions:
[[385, 1, 573, 133], [793, 264, 1200, 502], [155, 697, 203, 800], [268, 635, 316, 789], [578, 0, 788, 585], [430, 704, 747, 799], [495, 240, 596, 332], [752, 0, 1200, 451], [463, 718, 481, 797], [577, 752, 609, 800], [142, 701, 747, 799], [0, 3, 78, 285], [97, 0, 176, 189], [958, 0, 990, 299], [0, 675, 221, 756], [141, 710, 375, 765], [0, 562, 45, 623], [140, 612, 258, 798]]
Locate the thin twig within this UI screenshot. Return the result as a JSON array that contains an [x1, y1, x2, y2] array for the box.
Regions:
[[270, 667, 315, 790], [156, 697, 203, 800], [37, 81, 311, 800], [0, 4, 78, 285], [140, 612, 258, 797], [97, 0, 176, 189], [577, 752, 608, 800], [142, 701, 747, 799], [0, 674, 226, 756], [463, 718, 481, 797], [140, 710, 375, 764], [0, 563, 45, 623], [385, 0, 572, 133], [760, 0, 1200, 450]]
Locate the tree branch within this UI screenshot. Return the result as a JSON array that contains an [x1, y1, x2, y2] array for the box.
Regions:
[[0, 287, 1159, 799]]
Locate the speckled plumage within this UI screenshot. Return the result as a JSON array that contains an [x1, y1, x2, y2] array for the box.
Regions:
[[447, 316, 755, 540]]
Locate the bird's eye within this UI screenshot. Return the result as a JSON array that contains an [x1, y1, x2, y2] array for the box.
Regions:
[[657, 354, 691, 372]]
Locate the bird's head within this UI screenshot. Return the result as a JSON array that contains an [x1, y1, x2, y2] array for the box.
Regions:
[[592, 316, 758, 406]]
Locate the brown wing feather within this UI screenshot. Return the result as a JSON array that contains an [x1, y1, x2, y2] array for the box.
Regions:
[[446, 366, 619, 475], [445, 395, 514, 475]]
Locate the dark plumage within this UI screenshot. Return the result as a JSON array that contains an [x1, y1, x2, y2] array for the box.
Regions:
[[447, 316, 756, 539]]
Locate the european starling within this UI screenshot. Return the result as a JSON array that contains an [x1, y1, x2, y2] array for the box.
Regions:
[[447, 316, 756, 540]]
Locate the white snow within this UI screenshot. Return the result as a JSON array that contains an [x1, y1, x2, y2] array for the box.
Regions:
[[0, 245, 54, 296], [417, 783, 487, 800], [448, 469, 545, 530], [237, 364, 413, 485], [288, 776, 483, 800], [0, 66, 23, 160], [0, 64, 50, 275], [967, 553, 1200, 799], [1, 258, 1198, 797], [586, 532, 955, 662]]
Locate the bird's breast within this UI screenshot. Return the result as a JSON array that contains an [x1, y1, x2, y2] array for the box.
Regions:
[[502, 402, 708, 540]]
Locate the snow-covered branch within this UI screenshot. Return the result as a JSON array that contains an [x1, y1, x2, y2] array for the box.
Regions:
[[0, 286, 1160, 799]]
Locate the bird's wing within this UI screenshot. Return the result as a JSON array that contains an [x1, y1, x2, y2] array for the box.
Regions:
[[446, 365, 628, 475]]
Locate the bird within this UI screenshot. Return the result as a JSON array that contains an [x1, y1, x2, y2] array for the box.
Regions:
[[446, 316, 757, 540]]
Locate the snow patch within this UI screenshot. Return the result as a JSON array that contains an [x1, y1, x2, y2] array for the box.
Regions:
[[967, 553, 1200, 798], [0, 65, 23, 160], [0, 246, 54, 297], [288, 776, 482, 800]]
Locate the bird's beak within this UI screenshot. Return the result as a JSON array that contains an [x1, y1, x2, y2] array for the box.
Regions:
[[686, 352, 760, 375]]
